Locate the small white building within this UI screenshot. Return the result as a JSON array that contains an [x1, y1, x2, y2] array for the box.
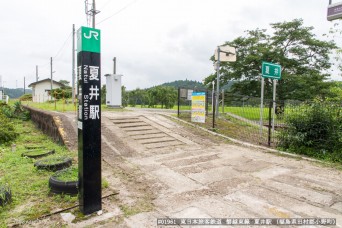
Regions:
[[28, 79, 64, 103]]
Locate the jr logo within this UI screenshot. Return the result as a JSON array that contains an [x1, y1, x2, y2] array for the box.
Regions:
[[83, 30, 99, 40]]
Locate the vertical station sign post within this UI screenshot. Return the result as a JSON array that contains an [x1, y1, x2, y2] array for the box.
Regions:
[[260, 61, 281, 145], [77, 26, 101, 215]]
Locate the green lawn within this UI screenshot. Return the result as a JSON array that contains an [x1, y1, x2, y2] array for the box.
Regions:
[[21, 100, 128, 113], [223, 106, 270, 121]]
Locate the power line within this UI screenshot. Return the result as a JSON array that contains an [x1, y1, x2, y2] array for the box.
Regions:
[[53, 32, 73, 60], [98, 0, 112, 10], [97, 0, 138, 25], [35, 31, 72, 74]]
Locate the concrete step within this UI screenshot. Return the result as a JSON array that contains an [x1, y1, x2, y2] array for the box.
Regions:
[[145, 141, 184, 149], [138, 137, 177, 145], [131, 133, 168, 140], [126, 129, 162, 136]]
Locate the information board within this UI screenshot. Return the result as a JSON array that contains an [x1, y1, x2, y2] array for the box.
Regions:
[[191, 92, 206, 123]]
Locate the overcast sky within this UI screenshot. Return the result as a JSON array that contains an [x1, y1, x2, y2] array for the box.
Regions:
[[0, 0, 340, 90]]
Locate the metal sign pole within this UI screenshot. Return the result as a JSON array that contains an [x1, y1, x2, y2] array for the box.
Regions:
[[216, 46, 220, 117], [77, 26, 102, 215], [222, 89, 224, 114], [212, 81, 215, 114], [259, 77, 264, 140], [272, 80, 277, 134]]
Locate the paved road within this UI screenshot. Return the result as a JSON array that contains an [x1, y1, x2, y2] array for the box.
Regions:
[[49, 110, 342, 227]]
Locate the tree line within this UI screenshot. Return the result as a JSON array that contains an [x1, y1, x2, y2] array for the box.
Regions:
[[122, 86, 177, 109]]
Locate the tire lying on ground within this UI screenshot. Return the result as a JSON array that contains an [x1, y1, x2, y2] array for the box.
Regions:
[[49, 167, 78, 195], [0, 186, 12, 207], [24, 145, 46, 150], [34, 156, 72, 171], [22, 149, 55, 159]]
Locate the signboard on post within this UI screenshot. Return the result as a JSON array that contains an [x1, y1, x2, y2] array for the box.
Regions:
[[214, 45, 236, 118], [77, 26, 101, 215], [262, 61, 282, 80], [327, 1, 342, 21], [187, 89, 193, 100], [260, 61, 281, 146], [191, 92, 206, 123]]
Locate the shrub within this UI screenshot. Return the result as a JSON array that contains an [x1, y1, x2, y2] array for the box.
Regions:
[[278, 102, 342, 161], [0, 112, 18, 145], [0, 105, 13, 118], [13, 101, 30, 120], [19, 94, 32, 101]]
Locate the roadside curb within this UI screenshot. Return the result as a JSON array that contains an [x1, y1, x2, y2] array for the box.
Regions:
[[163, 114, 324, 165]]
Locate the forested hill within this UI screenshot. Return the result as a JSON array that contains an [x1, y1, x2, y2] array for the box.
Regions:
[[2, 88, 32, 98], [160, 80, 207, 89]]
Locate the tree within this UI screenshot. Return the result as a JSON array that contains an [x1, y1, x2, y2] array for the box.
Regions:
[[204, 19, 337, 101], [58, 80, 71, 88], [122, 86, 128, 107], [101, 85, 106, 104]]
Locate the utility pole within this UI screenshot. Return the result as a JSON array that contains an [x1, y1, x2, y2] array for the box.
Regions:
[[36, 65, 39, 82], [24, 77, 26, 94], [72, 24, 76, 104], [85, 0, 100, 28], [113, 57, 116, 74], [216, 46, 220, 117], [92, 0, 96, 28], [50, 57, 53, 99]]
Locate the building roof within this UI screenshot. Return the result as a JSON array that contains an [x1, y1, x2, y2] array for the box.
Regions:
[[28, 79, 65, 88]]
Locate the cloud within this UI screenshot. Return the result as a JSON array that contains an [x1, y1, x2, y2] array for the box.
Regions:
[[0, 0, 338, 89]]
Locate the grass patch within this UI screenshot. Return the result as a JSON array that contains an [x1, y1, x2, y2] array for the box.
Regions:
[[53, 166, 78, 182], [35, 156, 71, 166], [21, 149, 55, 157], [23, 100, 129, 113], [119, 196, 153, 217], [102, 178, 109, 189], [177, 113, 273, 147], [0, 119, 77, 227]]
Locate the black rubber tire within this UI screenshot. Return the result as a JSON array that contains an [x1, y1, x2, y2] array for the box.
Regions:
[[34, 157, 72, 171], [22, 149, 55, 159], [49, 173, 78, 195], [0, 187, 12, 207]]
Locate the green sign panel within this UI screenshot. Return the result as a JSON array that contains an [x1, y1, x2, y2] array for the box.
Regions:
[[77, 26, 101, 53], [262, 61, 281, 80]]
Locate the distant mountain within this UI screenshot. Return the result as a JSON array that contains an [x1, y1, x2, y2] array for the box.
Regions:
[[160, 80, 207, 89], [2, 88, 32, 98], [221, 81, 237, 91]]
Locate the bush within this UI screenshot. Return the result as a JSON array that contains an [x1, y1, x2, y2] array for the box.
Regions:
[[0, 101, 30, 120], [51, 88, 71, 100], [0, 112, 18, 145], [0, 105, 13, 118], [19, 94, 32, 101], [278, 102, 342, 162], [13, 101, 30, 120]]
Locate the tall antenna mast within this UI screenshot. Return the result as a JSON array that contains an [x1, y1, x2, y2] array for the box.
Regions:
[[85, 0, 100, 28], [85, 0, 90, 26]]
